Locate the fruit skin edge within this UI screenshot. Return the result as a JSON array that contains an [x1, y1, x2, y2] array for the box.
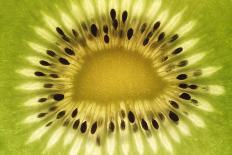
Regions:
[[0, 0, 232, 155]]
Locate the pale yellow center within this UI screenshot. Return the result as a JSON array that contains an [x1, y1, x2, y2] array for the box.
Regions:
[[73, 48, 166, 103]]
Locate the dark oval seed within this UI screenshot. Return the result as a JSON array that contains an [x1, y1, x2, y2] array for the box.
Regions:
[[64, 48, 75, 55], [40, 60, 51, 66], [109, 121, 115, 132], [152, 119, 159, 129], [172, 47, 183, 55], [90, 24, 98, 37], [37, 113, 47, 118], [57, 110, 66, 119], [59, 57, 70, 65], [50, 74, 59, 78], [179, 93, 191, 100], [34, 71, 46, 76], [169, 111, 179, 122], [72, 29, 78, 37], [80, 121, 87, 133], [103, 25, 108, 33], [72, 108, 78, 118], [46, 50, 56, 57], [147, 32, 153, 38], [122, 11, 128, 23], [112, 19, 118, 30], [143, 38, 149, 46], [158, 112, 165, 121], [189, 84, 198, 89], [46, 121, 53, 127], [53, 94, 64, 101], [110, 9, 116, 20], [158, 32, 165, 42], [169, 100, 179, 109], [179, 83, 188, 89], [91, 122, 98, 134], [176, 74, 188, 80], [153, 21, 161, 31], [141, 119, 149, 130], [140, 23, 147, 33], [120, 120, 126, 130], [104, 35, 109, 43], [44, 83, 53, 88], [56, 27, 65, 36], [127, 28, 133, 40], [73, 119, 80, 129], [128, 111, 135, 123], [178, 60, 188, 67], [49, 106, 57, 111], [170, 34, 179, 42], [38, 98, 47, 102]]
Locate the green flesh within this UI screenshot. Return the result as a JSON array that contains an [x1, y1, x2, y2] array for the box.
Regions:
[[0, 0, 232, 155]]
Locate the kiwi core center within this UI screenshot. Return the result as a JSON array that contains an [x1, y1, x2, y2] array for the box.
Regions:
[[73, 48, 166, 103]]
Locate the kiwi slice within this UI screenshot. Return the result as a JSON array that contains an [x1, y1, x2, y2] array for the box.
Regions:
[[1, 0, 232, 155]]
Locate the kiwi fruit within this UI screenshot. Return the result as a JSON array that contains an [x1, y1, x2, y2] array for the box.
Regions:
[[0, 0, 232, 155]]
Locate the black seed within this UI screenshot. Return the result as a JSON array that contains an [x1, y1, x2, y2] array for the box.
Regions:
[[147, 32, 153, 38], [169, 111, 179, 122], [178, 60, 188, 67], [122, 11, 128, 23], [59, 57, 70, 65], [37, 113, 47, 118], [140, 23, 147, 33], [153, 21, 160, 31], [143, 38, 149, 46], [176, 74, 188, 80], [38, 98, 47, 102], [127, 28, 133, 40], [63, 120, 70, 127], [64, 48, 75, 56], [96, 136, 101, 146], [91, 122, 98, 134], [193, 70, 202, 76], [121, 110, 126, 118], [141, 119, 149, 130], [161, 56, 168, 62], [119, 29, 124, 38], [109, 121, 115, 132], [72, 29, 78, 37], [50, 74, 59, 78], [169, 100, 179, 109], [44, 83, 53, 88], [170, 34, 179, 42], [34, 71, 46, 76], [72, 108, 78, 118], [110, 9, 116, 20], [49, 106, 57, 111], [103, 25, 108, 33], [40, 60, 51, 66], [112, 19, 118, 30], [158, 32, 165, 42], [191, 99, 198, 105], [46, 50, 56, 57], [62, 36, 70, 42], [158, 112, 165, 121], [73, 119, 80, 129], [46, 121, 53, 127], [53, 94, 64, 101], [172, 47, 183, 55], [128, 111, 135, 123], [90, 24, 98, 37], [133, 124, 138, 132], [121, 120, 126, 130], [104, 35, 110, 43], [80, 121, 87, 133], [179, 83, 188, 89], [189, 84, 198, 89], [179, 93, 191, 100], [57, 110, 66, 119], [56, 27, 65, 36], [152, 119, 159, 129]]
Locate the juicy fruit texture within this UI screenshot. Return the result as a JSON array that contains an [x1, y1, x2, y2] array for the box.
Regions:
[[5, 0, 229, 155]]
